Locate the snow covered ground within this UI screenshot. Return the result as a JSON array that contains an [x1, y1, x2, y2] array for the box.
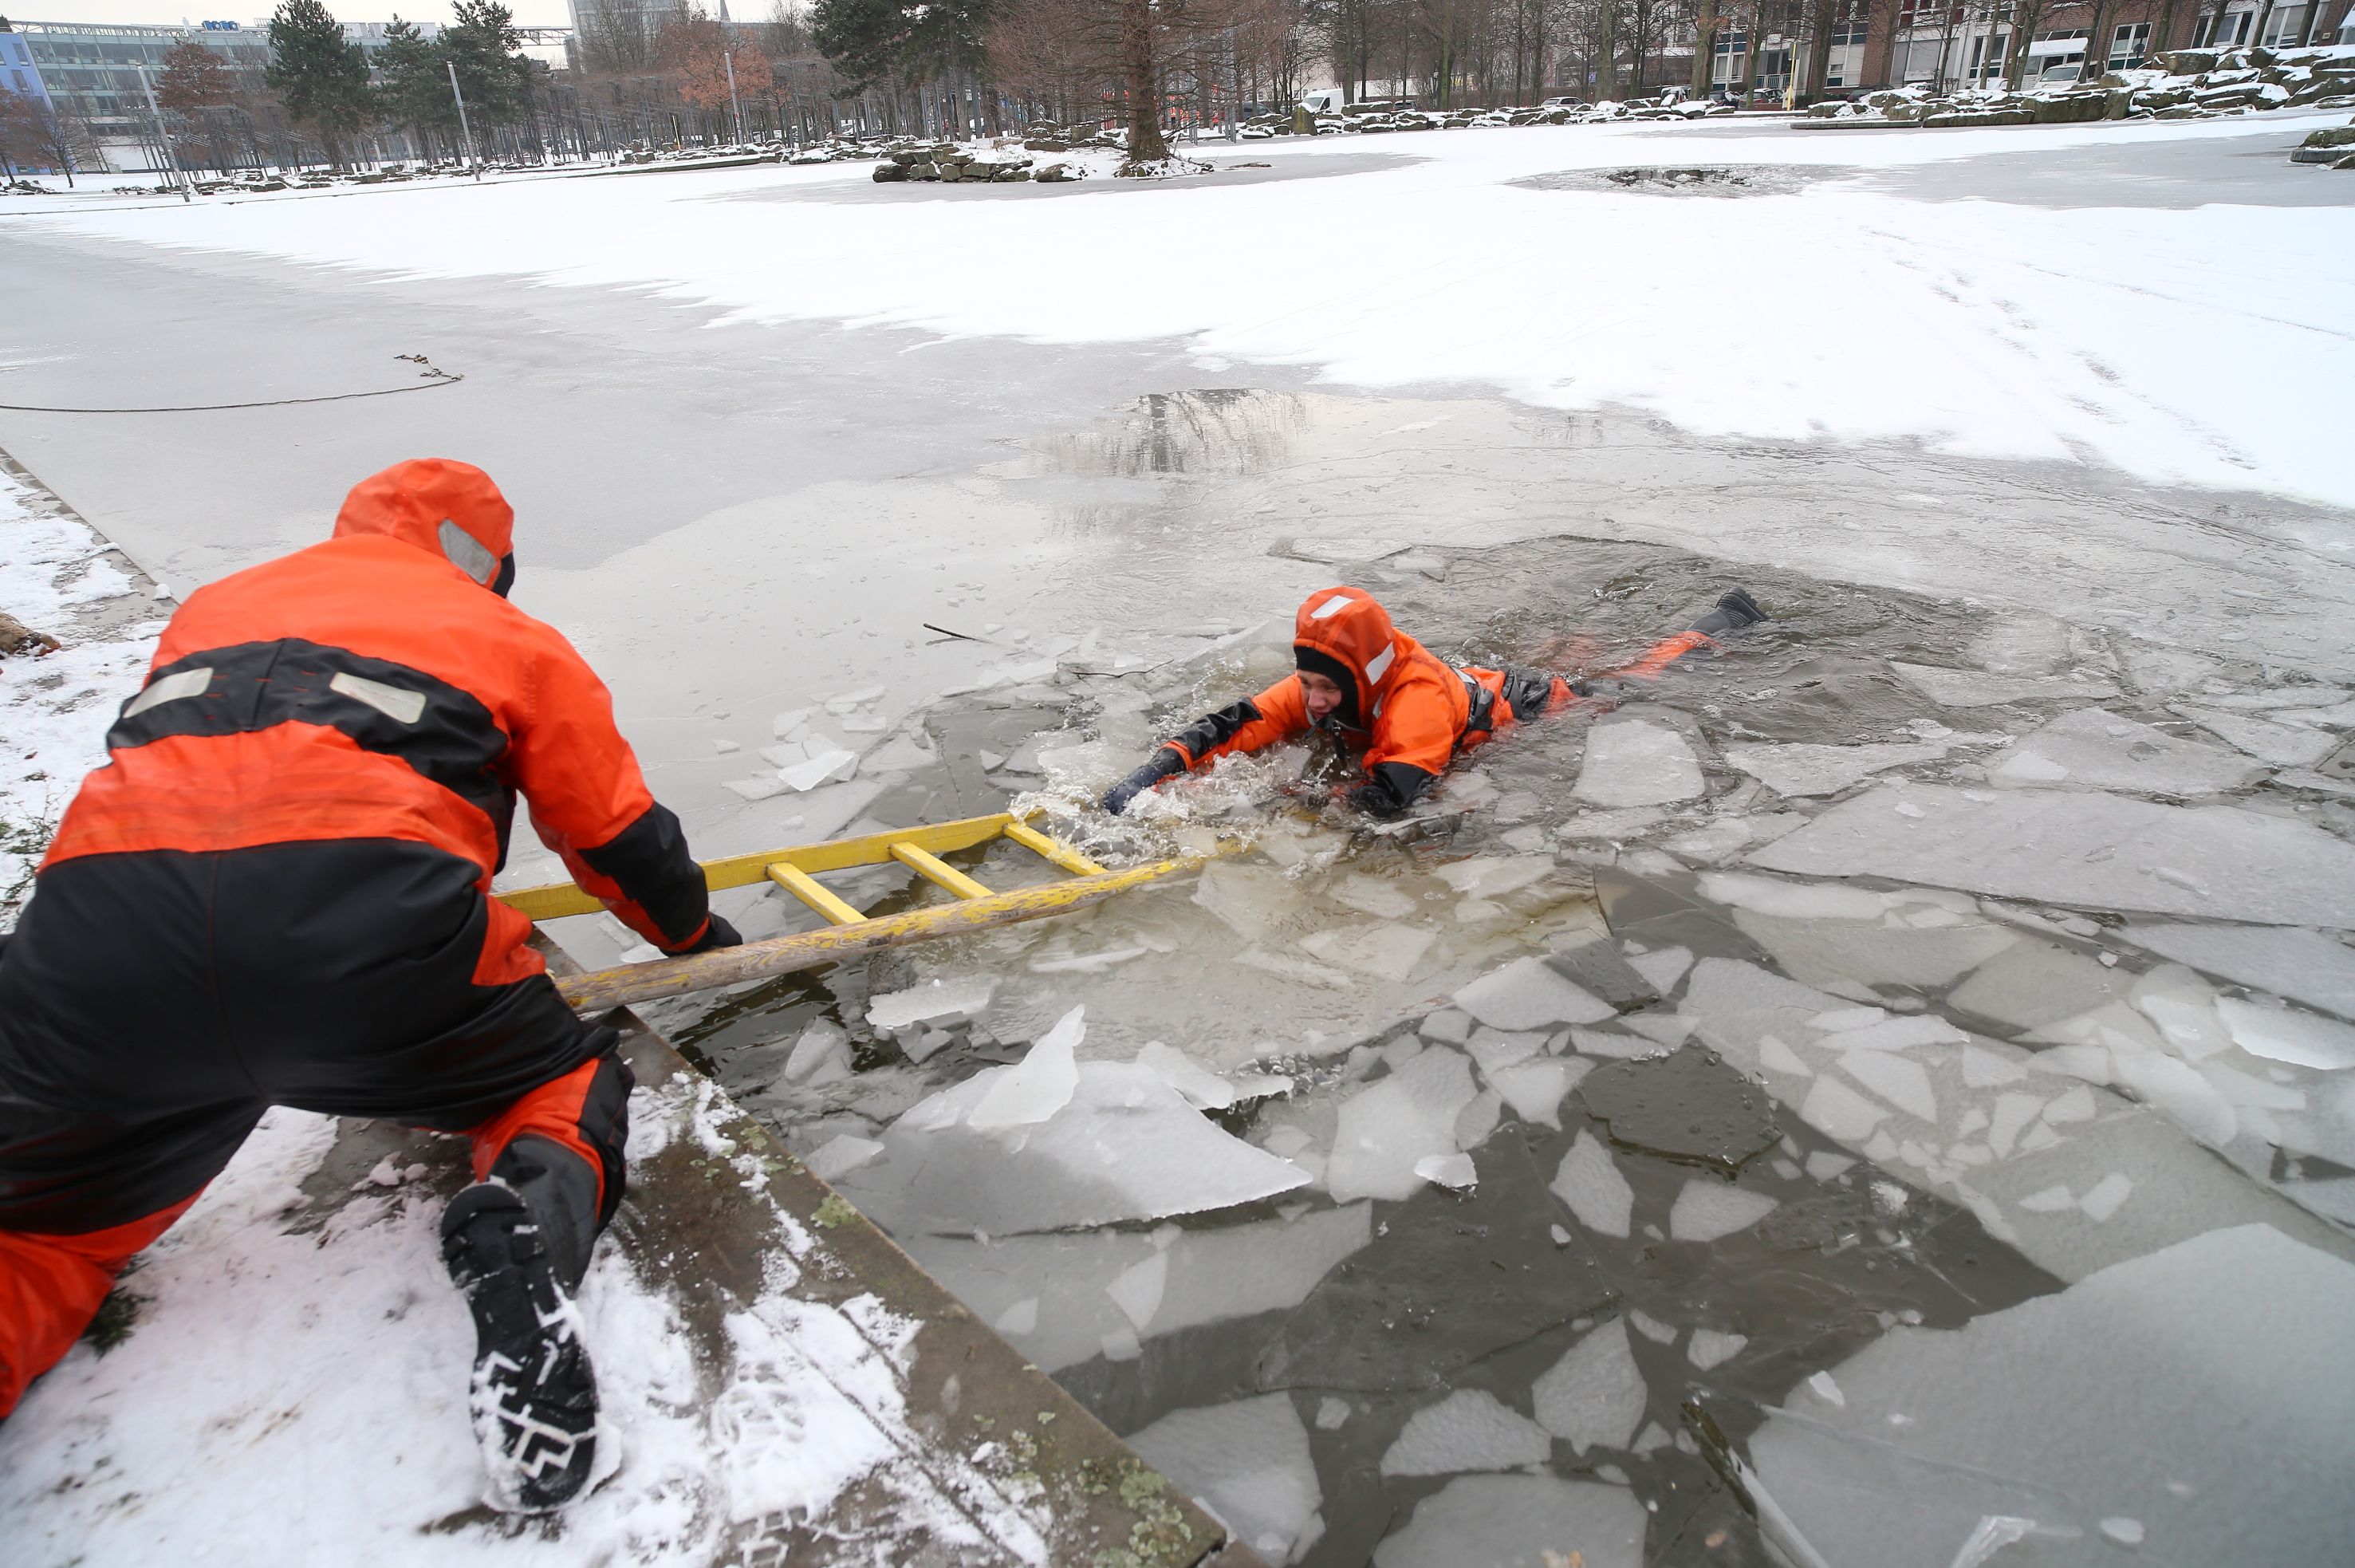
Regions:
[[7, 112, 2351, 507]]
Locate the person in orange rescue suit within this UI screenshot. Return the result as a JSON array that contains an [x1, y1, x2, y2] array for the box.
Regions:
[[1101, 585, 1769, 817], [0, 459, 739, 1510]]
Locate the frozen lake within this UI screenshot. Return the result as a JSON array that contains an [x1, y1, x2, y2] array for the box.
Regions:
[[4, 109, 2353, 1566]]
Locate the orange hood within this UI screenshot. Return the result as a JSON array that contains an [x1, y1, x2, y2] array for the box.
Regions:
[[1294, 586, 1406, 725], [332, 458, 515, 589]]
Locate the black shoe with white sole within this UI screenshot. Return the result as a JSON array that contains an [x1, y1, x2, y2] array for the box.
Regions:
[[440, 1181, 599, 1512]]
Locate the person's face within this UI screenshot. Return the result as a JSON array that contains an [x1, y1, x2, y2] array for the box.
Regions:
[[1300, 669, 1346, 723]]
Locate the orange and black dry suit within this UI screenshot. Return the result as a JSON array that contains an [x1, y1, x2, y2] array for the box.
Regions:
[[0, 459, 727, 1416], [1113, 585, 1742, 817]]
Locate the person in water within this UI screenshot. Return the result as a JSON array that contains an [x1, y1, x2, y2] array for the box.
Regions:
[[1101, 584, 1768, 817]]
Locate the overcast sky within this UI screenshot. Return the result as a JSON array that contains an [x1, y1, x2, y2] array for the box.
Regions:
[[10, 2, 573, 27]]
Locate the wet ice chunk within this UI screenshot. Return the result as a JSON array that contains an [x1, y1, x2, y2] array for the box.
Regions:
[[1327, 873, 1419, 920], [1804, 1150, 1856, 1181], [1315, 1397, 1351, 1431], [1413, 1152, 1478, 1192], [2214, 999, 2355, 1070], [2176, 705, 2337, 768], [1454, 956, 1615, 1030], [1799, 1077, 1892, 1142], [1485, 1058, 1588, 1129], [1749, 1225, 2355, 1568], [841, 1059, 1309, 1235], [1748, 785, 2355, 928], [966, 1007, 1083, 1133], [1626, 944, 1694, 993], [783, 1019, 853, 1085], [1574, 718, 1704, 808], [2101, 1517, 2145, 1547], [868, 975, 997, 1033], [1891, 661, 2118, 707], [1135, 1042, 1289, 1111], [1532, 1318, 1649, 1455], [1840, 1052, 1938, 1121], [1688, 1330, 1749, 1371], [1299, 921, 1437, 979], [1950, 940, 2126, 1030], [1558, 806, 1666, 839], [1805, 1370, 1845, 1407], [804, 1134, 883, 1183], [1991, 708, 2264, 796], [1325, 1048, 1478, 1204], [1728, 740, 1949, 798], [1668, 1180, 1780, 1243], [1374, 1474, 1646, 1568], [1193, 860, 1313, 941], [1127, 1394, 1325, 1567], [1627, 1308, 1677, 1344], [1550, 1132, 1636, 1238], [2123, 924, 2355, 1022], [1379, 1389, 1552, 1477]]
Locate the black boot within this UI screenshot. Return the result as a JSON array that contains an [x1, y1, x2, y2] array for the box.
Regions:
[[440, 1181, 600, 1511], [1687, 588, 1771, 637]]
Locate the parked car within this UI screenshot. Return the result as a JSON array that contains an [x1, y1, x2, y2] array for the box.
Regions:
[[1541, 95, 1588, 109]]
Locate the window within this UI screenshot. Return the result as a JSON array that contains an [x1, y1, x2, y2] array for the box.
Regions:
[[2109, 21, 2148, 65], [1830, 20, 1870, 45]]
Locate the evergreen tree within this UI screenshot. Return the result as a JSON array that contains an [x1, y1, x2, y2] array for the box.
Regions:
[[265, 0, 371, 165], [373, 18, 458, 152], [443, 0, 534, 128], [809, 0, 990, 94]]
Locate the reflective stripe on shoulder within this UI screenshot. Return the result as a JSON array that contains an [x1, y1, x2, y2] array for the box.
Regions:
[[329, 670, 427, 725], [1364, 641, 1396, 684], [439, 518, 498, 585], [123, 665, 215, 718]]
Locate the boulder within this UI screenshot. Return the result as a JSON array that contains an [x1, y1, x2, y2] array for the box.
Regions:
[[1023, 137, 1069, 152], [2030, 92, 2108, 122], [871, 161, 908, 182]]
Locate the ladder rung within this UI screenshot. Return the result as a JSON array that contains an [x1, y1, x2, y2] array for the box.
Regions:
[[892, 841, 992, 900], [767, 861, 868, 925], [1002, 819, 1106, 877]]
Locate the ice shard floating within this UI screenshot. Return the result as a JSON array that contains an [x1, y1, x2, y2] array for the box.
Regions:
[[1747, 1224, 2355, 1568], [1748, 785, 2355, 926]]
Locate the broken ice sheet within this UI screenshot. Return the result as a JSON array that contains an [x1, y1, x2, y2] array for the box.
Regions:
[[1532, 1317, 1648, 1454], [1134, 1041, 1290, 1111], [1890, 661, 2118, 708], [2175, 704, 2338, 769], [2214, 998, 2355, 1070], [1453, 956, 1615, 1030], [1325, 1048, 1477, 1204], [1126, 1394, 1325, 1567], [1747, 783, 2355, 928], [1378, 1389, 1550, 1477], [1687, 1329, 1749, 1371], [1298, 920, 1437, 980], [1573, 717, 1704, 808], [837, 1059, 1308, 1235], [2124, 923, 2355, 1023], [1549, 1131, 1635, 1239], [965, 1006, 1082, 1134], [912, 1205, 1370, 1373], [1747, 1224, 2355, 1568], [1374, 1474, 1646, 1568], [1990, 707, 2263, 796], [1727, 739, 1950, 798], [867, 975, 997, 1034], [1666, 1180, 1779, 1243]]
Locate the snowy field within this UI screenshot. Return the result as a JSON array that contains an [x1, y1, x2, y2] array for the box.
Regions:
[[4, 108, 2355, 1567], [6, 112, 2353, 509]]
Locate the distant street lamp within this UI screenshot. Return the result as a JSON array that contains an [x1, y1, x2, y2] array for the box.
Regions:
[[133, 62, 191, 201], [447, 59, 482, 179]]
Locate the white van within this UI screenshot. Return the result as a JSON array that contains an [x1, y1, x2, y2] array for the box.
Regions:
[[1299, 89, 1345, 114]]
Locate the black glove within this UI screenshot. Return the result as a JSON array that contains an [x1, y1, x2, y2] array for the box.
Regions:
[[667, 911, 742, 955], [1102, 748, 1185, 815], [1687, 587, 1769, 637]]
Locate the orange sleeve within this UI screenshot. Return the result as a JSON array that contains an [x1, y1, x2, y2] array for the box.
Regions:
[[1166, 677, 1312, 770], [508, 624, 712, 951], [1364, 676, 1461, 780]]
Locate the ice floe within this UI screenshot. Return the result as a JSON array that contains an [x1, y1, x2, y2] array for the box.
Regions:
[[1989, 707, 2265, 795], [1550, 1131, 1636, 1239], [1531, 1318, 1649, 1455], [1573, 718, 1704, 808], [1727, 739, 1951, 798], [1126, 1394, 1325, 1567], [1378, 1389, 1552, 1477], [1326, 1047, 1479, 1204], [1453, 956, 1617, 1030], [1749, 784, 2355, 927]]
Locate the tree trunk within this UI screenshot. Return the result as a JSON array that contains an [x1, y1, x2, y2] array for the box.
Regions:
[[1122, 0, 1170, 160], [1692, 0, 1723, 93], [2078, 0, 2112, 78], [1597, 2, 1618, 97], [1805, 0, 1837, 100]]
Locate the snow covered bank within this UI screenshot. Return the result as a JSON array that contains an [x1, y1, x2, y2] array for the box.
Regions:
[[12, 112, 2353, 508], [0, 457, 163, 924]]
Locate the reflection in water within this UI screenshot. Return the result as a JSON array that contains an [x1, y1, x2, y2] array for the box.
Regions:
[[1031, 388, 1313, 479]]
